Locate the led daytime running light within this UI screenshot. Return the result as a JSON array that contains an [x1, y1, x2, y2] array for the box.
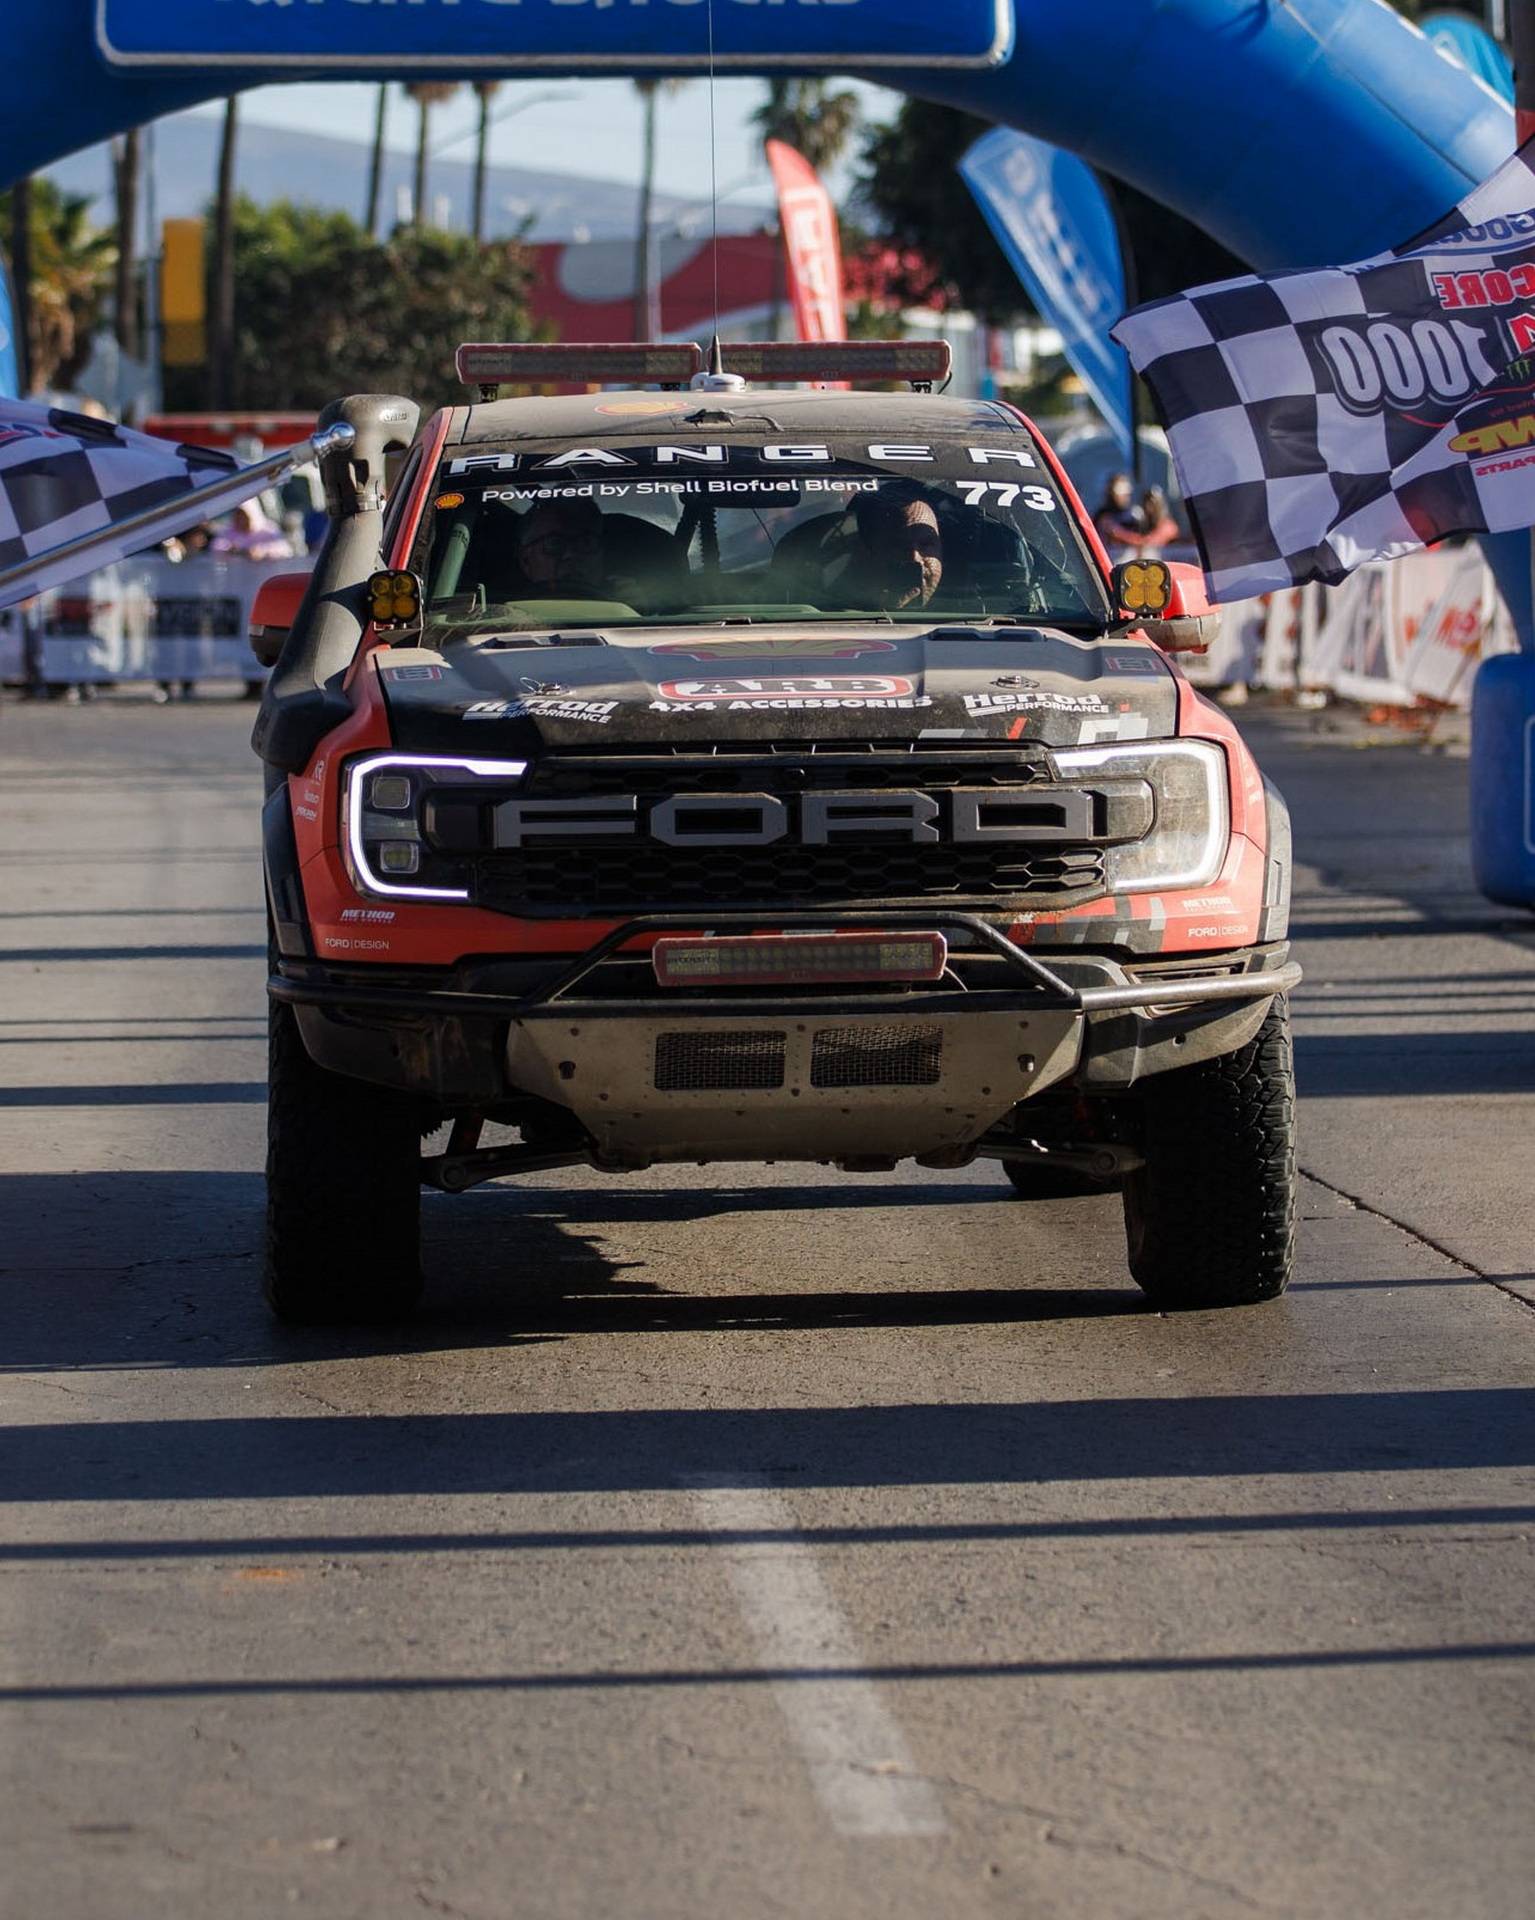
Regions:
[[345, 753, 528, 902], [1051, 739, 1228, 893]]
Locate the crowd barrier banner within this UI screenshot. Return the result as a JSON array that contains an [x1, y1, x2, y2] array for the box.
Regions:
[[1189, 542, 1516, 708], [0, 553, 295, 687], [1398, 541, 1514, 708]]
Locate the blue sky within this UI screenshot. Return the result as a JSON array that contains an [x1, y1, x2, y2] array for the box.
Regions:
[[191, 76, 899, 209]]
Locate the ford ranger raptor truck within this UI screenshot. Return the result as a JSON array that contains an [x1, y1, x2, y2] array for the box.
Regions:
[[251, 339, 1299, 1325]]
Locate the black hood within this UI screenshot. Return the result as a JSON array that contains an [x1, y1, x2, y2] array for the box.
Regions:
[[376, 624, 1178, 754]]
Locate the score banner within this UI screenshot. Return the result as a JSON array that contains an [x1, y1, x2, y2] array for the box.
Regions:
[[97, 0, 1013, 71]]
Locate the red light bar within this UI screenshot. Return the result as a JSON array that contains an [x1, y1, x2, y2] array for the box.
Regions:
[[455, 341, 704, 390], [718, 341, 953, 387], [652, 931, 948, 989]]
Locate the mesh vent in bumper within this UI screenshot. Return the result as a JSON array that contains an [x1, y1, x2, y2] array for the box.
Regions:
[[810, 1023, 944, 1089], [654, 1029, 787, 1092]]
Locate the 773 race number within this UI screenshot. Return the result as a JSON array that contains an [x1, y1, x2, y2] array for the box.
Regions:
[[958, 480, 1056, 510]]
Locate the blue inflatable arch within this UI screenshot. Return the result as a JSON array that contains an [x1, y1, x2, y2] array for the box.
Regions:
[[6, 1, 1513, 267]]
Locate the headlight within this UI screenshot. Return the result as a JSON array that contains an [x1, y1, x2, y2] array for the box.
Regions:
[[344, 753, 528, 901], [1052, 740, 1228, 891]]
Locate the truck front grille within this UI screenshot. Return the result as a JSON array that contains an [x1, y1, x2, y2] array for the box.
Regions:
[[475, 843, 1104, 914], [469, 747, 1110, 918]]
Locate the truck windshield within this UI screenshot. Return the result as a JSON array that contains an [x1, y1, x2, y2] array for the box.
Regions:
[[415, 434, 1112, 634]]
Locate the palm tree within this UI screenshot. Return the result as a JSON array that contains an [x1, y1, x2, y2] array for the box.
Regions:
[[406, 82, 459, 227], [471, 80, 500, 243], [364, 84, 388, 238], [633, 79, 660, 342], [209, 96, 238, 407], [112, 128, 140, 360], [632, 79, 688, 340], [750, 79, 860, 175], [2, 180, 116, 391], [7, 176, 32, 391]]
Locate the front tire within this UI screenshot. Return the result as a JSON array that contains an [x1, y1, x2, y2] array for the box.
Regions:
[[1121, 1001, 1296, 1309], [264, 998, 425, 1324]]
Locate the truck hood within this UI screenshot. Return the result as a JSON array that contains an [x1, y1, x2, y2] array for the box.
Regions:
[[375, 623, 1179, 753]]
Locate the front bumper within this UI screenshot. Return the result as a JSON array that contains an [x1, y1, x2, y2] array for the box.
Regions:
[[271, 911, 1298, 1163]]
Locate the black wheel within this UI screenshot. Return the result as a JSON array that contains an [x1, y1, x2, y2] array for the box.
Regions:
[[1121, 1000, 1295, 1309], [1002, 1159, 1115, 1200], [264, 998, 425, 1324]]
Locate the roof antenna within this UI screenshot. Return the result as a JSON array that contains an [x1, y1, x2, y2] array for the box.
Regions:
[[707, 0, 720, 343], [688, 7, 745, 393], [692, 332, 744, 392]]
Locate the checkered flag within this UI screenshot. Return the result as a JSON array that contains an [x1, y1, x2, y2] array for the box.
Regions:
[[1112, 140, 1535, 603], [0, 402, 244, 606]]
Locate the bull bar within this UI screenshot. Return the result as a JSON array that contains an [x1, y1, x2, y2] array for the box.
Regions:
[[269, 910, 1301, 1022]]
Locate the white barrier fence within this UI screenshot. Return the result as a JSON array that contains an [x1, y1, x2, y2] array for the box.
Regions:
[[1184, 540, 1519, 707], [0, 555, 298, 688]]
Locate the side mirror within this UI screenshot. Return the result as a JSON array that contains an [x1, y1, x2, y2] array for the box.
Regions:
[[248, 570, 311, 668], [1110, 557, 1219, 654]]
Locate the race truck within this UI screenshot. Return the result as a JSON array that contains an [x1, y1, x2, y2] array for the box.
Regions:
[[251, 340, 1299, 1325]]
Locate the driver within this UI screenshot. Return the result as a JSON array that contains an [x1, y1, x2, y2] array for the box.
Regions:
[[514, 497, 605, 596], [828, 490, 944, 610]]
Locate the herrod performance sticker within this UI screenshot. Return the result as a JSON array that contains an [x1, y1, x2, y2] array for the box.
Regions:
[[963, 690, 1111, 715]]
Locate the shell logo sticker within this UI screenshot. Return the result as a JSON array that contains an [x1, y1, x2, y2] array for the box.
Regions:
[[434, 491, 466, 509]]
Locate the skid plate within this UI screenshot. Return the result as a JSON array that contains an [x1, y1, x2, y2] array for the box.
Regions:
[[506, 1005, 1082, 1162]]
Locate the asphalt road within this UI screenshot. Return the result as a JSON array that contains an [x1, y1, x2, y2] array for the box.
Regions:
[[1, 692, 1532, 1920]]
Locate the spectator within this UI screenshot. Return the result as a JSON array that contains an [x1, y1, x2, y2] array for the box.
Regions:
[[1093, 472, 1145, 559], [1136, 486, 1181, 557], [212, 501, 295, 563]]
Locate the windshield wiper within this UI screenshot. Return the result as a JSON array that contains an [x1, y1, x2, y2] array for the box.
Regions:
[[923, 614, 1108, 635]]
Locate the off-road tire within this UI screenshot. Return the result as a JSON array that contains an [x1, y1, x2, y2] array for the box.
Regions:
[[1121, 1000, 1295, 1309], [1002, 1160, 1116, 1200], [264, 998, 425, 1324]]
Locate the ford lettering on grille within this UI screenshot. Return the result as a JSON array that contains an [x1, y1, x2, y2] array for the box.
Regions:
[[492, 788, 1098, 848]]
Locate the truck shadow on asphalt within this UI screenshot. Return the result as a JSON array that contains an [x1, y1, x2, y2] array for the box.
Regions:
[[0, 1169, 1150, 1377]]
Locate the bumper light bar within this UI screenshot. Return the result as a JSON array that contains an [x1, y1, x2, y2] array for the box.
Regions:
[[652, 931, 948, 989], [455, 341, 705, 395]]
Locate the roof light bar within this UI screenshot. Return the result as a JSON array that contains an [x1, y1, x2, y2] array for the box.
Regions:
[[455, 341, 704, 396], [718, 341, 954, 389]]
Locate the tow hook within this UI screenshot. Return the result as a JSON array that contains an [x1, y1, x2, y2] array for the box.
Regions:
[[992, 1143, 1145, 1180]]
